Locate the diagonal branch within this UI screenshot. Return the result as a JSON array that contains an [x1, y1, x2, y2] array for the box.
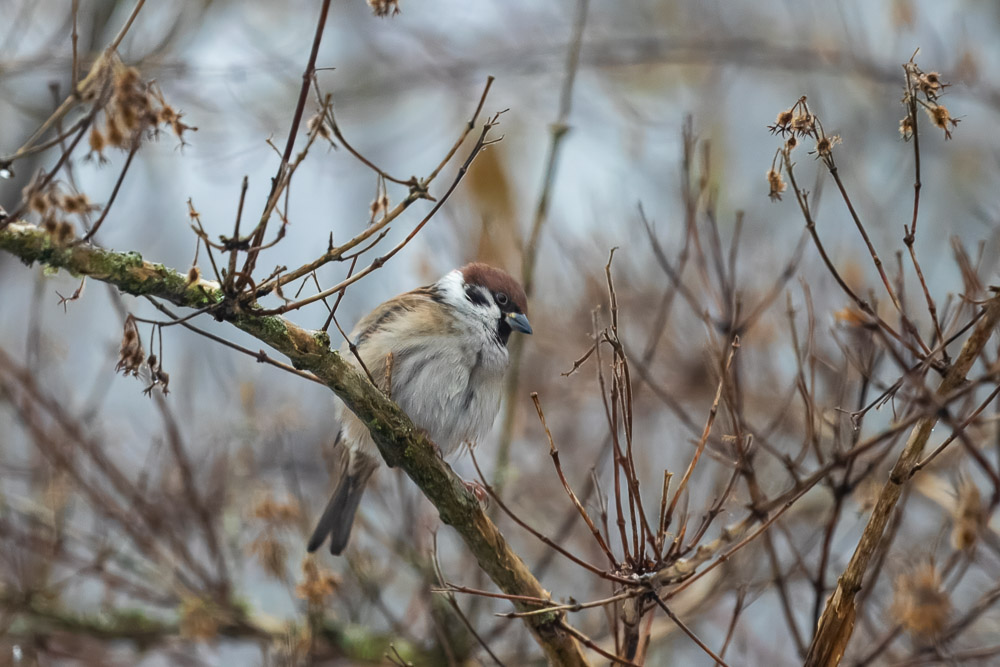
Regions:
[[805, 292, 1000, 666], [0, 222, 591, 667]]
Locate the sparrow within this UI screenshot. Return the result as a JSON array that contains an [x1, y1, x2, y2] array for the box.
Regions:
[[307, 263, 532, 554]]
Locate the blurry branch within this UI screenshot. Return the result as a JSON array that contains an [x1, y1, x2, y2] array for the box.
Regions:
[[237, 0, 331, 290], [762, 58, 1000, 666], [0, 584, 436, 663], [0, 588, 259, 643], [805, 292, 1000, 666], [0, 0, 146, 172], [254, 80, 500, 313], [0, 348, 220, 596], [0, 222, 591, 667], [494, 0, 589, 492], [431, 538, 505, 666], [318, 36, 997, 119]]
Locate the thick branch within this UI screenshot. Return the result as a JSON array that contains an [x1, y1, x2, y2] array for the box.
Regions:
[[805, 293, 1000, 666], [0, 222, 590, 666]]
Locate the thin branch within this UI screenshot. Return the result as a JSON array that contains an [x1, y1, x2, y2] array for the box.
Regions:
[[0, 222, 592, 666]]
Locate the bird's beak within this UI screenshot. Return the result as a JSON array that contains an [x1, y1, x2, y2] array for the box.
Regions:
[[507, 312, 532, 335]]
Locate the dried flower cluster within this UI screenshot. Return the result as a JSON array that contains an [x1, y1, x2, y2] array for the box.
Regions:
[[769, 97, 841, 152], [143, 353, 170, 396], [951, 480, 984, 551], [368, 0, 401, 17], [88, 59, 196, 160], [115, 314, 145, 377], [249, 534, 288, 579], [891, 562, 951, 640], [902, 57, 960, 140], [370, 191, 390, 219], [251, 493, 301, 522], [766, 167, 786, 201], [295, 556, 341, 607], [767, 96, 841, 199], [20, 180, 104, 242], [246, 493, 302, 579], [305, 112, 333, 142], [772, 98, 841, 159]]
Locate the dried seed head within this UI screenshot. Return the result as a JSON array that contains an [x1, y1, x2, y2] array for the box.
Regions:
[[186, 266, 201, 287], [248, 534, 288, 580], [142, 353, 171, 396], [115, 314, 145, 377], [114, 66, 141, 93], [785, 135, 798, 150], [926, 105, 959, 139], [111, 65, 154, 134], [28, 190, 49, 214], [88, 125, 107, 157], [105, 114, 127, 148], [296, 557, 342, 606], [899, 115, 915, 140], [776, 109, 794, 128], [814, 134, 842, 156], [154, 369, 170, 394], [951, 481, 984, 551], [369, 193, 390, 219], [367, 0, 401, 17], [766, 168, 786, 201], [251, 492, 301, 523], [792, 112, 815, 135], [306, 113, 332, 141], [158, 104, 179, 125], [60, 192, 96, 215], [891, 563, 951, 639], [916, 71, 946, 100]]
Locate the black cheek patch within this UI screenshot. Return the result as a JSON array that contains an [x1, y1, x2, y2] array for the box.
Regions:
[[465, 285, 490, 307]]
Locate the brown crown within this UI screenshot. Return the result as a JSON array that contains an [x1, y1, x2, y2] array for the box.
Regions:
[[459, 263, 528, 314]]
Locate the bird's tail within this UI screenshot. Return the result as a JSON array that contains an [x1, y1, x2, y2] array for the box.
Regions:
[[307, 449, 378, 555]]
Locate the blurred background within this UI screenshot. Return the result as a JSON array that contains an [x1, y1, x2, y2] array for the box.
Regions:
[[2, 0, 1000, 664]]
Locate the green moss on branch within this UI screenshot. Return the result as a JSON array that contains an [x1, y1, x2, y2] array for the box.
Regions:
[[0, 222, 590, 666]]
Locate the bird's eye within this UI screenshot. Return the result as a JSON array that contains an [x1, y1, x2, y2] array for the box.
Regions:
[[496, 292, 509, 306]]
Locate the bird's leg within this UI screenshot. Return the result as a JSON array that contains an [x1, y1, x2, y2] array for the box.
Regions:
[[462, 480, 489, 508], [456, 441, 488, 507]]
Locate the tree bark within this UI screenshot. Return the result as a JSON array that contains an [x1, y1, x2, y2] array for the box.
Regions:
[[0, 221, 592, 666], [805, 295, 1000, 666]]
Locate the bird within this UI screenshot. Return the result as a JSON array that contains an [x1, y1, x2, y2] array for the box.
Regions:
[[307, 262, 532, 555]]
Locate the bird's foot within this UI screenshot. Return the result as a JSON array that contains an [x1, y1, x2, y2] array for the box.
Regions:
[[462, 480, 490, 509]]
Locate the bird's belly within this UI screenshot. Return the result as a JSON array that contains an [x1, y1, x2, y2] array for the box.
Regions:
[[393, 343, 505, 456]]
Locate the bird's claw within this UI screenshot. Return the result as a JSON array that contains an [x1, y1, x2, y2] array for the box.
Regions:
[[463, 480, 490, 509]]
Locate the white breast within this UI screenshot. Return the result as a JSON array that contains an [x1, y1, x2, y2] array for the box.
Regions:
[[337, 311, 509, 459]]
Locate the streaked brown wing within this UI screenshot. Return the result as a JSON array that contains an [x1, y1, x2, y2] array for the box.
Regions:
[[349, 285, 438, 348]]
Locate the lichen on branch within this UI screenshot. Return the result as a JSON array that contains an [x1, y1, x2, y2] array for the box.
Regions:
[[0, 221, 591, 666]]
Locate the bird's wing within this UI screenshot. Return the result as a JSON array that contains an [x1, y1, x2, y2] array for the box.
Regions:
[[348, 285, 438, 348]]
